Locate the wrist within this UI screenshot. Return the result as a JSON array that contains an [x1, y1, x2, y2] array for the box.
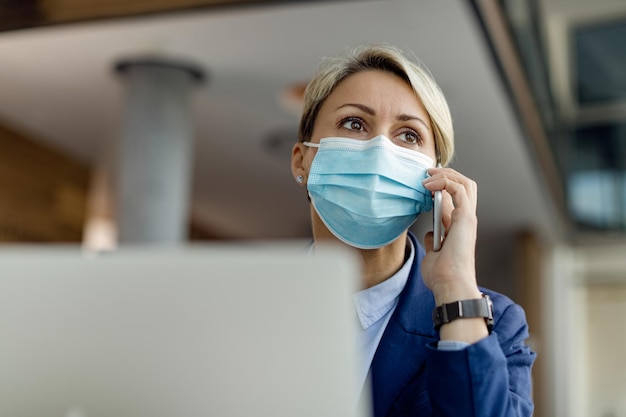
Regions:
[[432, 282, 481, 306], [438, 318, 490, 343]]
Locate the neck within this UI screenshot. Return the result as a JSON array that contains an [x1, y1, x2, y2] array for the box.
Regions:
[[310, 207, 409, 288], [313, 237, 408, 289], [357, 235, 408, 288]]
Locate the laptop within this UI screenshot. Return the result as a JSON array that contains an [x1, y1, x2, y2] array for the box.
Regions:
[[0, 242, 370, 417]]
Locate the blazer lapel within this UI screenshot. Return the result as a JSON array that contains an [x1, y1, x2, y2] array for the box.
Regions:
[[369, 233, 438, 417]]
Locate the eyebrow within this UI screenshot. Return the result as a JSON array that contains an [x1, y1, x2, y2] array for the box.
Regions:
[[336, 103, 430, 129]]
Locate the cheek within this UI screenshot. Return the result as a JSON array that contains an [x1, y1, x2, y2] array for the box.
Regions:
[[425, 137, 438, 163], [428, 148, 438, 164], [304, 150, 318, 171]]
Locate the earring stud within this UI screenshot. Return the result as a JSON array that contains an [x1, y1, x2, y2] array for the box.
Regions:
[[296, 175, 304, 184]]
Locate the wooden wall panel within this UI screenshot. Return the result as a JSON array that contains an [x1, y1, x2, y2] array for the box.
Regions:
[[0, 121, 88, 243], [515, 230, 545, 417], [39, 0, 261, 22], [1, 0, 285, 32]]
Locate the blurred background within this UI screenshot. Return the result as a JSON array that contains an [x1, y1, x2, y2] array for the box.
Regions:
[[0, 0, 625, 416]]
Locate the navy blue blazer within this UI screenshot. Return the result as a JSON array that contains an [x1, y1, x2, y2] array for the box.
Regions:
[[368, 232, 536, 417]]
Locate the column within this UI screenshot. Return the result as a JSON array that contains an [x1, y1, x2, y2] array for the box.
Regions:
[[114, 57, 205, 244]]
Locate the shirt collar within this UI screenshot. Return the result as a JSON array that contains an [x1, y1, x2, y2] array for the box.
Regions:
[[352, 238, 415, 330]]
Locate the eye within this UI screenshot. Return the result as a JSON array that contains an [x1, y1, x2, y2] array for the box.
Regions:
[[397, 130, 422, 145], [340, 117, 365, 132]]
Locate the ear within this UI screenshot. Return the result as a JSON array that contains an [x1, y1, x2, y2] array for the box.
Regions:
[[291, 142, 307, 182]]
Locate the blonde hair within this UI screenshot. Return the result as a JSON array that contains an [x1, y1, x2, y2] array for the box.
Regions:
[[298, 44, 454, 166]]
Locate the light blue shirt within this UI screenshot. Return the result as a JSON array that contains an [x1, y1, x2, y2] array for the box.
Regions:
[[351, 238, 468, 391], [352, 239, 414, 390]]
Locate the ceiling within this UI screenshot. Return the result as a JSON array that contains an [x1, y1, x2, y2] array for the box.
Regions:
[[0, 0, 563, 244]]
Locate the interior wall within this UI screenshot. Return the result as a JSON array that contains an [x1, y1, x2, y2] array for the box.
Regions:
[[584, 283, 626, 417], [476, 231, 517, 298], [573, 243, 626, 417]]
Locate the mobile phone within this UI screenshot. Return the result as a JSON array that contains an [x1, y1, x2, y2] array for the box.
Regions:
[[432, 161, 443, 252], [433, 189, 443, 252]]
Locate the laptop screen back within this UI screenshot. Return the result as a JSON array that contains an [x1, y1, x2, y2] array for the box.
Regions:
[[0, 242, 368, 417]]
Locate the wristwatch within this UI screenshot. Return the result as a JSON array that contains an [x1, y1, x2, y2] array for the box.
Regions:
[[432, 293, 494, 333]]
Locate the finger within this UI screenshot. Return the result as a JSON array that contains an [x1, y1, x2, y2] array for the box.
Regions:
[[425, 168, 475, 193], [423, 231, 434, 253], [441, 189, 454, 230], [445, 180, 476, 217], [423, 172, 477, 215], [425, 178, 472, 216]]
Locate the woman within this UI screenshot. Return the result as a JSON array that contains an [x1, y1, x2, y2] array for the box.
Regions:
[[291, 44, 535, 417]]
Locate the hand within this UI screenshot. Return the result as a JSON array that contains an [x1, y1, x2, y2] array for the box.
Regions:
[[421, 167, 482, 306]]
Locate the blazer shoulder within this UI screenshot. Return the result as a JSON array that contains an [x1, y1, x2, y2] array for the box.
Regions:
[[480, 287, 532, 346], [479, 286, 520, 315]]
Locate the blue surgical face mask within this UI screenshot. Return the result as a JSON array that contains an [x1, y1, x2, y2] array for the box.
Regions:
[[303, 135, 434, 249]]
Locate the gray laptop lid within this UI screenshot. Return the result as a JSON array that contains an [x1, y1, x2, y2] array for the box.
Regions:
[[0, 242, 368, 417]]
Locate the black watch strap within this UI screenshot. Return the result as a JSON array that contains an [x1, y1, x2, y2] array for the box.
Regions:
[[432, 293, 494, 332]]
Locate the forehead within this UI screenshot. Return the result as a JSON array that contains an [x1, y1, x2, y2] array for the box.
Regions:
[[322, 69, 425, 112]]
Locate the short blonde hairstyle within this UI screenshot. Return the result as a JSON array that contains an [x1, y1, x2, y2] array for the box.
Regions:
[[298, 44, 454, 166]]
